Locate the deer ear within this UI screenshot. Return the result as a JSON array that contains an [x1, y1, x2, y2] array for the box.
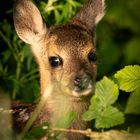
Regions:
[[71, 0, 105, 31], [13, 0, 47, 44]]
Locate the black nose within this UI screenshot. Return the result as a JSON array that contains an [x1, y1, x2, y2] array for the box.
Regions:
[[74, 74, 91, 91]]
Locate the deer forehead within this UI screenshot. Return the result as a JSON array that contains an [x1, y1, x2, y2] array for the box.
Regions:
[[45, 25, 95, 58]]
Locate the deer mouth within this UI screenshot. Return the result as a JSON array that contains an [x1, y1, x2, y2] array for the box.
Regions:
[[72, 82, 93, 97]]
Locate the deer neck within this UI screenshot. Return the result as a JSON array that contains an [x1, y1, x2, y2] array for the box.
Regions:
[[46, 91, 90, 129]]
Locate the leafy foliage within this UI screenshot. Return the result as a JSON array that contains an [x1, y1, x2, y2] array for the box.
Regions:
[[125, 89, 140, 115], [37, 0, 82, 24], [95, 77, 119, 106], [54, 112, 77, 129], [115, 65, 140, 115], [115, 65, 140, 92], [0, 21, 39, 101], [95, 106, 124, 129], [83, 66, 140, 129], [83, 77, 124, 129], [27, 122, 50, 139]]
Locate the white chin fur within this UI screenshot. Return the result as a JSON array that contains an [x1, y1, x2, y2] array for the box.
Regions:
[[72, 87, 93, 97]]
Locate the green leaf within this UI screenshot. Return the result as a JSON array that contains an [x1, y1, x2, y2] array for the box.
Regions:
[[95, 76, 119, 106], [55, 112, 76, 128], [28, 122, 50, 138], [125, 89, 140, 114], [83, 97, 101, 121], [53, 112, 77, 139], [83, 76, 119, 121], [95, 106, 124, 129], [115, 65, 140, 92], [83, 77, 124, 129]]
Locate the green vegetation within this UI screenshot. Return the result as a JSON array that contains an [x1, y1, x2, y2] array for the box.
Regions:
[[83, 76, 124, 129], [0, 0, 140, 139], [83, 65, 140, 130]]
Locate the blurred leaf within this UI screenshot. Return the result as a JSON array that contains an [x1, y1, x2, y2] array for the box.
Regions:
[[28, 122, 49, 138], [1, 50, 11, 62], [124, 38, 140, 64], [115, 65, 140, 92], [125, 89, 140, 114], [97, 38, 120, 77], [134, 128, 140, 134], [0, 20, 12, 38], [39, 0, 82, 24], [53, 111, 77, 139], [106, 0, 140, 33], [55, 112, 76, 129]]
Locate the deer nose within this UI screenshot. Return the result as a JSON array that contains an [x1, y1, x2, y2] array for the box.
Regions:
[[74, 74, 92, 92]]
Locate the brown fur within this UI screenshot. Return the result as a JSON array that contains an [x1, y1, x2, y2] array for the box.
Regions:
[[13, 0, 105, 139]]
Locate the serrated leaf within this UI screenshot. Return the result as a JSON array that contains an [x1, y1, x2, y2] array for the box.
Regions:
[[95, 76, 119, 106], [115, 65, 140, 92], [95, 106, 124, 129], [83, 97, 101, 121], [83, 77, 123, 129], [125, 89, 140, 114]]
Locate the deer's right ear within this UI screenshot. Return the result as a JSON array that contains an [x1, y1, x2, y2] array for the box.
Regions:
[[70, 0, 105, 32], [13, 0, 47, 45]]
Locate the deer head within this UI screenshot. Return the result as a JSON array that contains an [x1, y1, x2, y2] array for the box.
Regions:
[[13, 0, 105, 139], [13, 0, 105, 99]]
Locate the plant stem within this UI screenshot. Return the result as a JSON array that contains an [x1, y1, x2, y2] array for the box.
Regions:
[[20, 70, 39, 83], [22, 75, 39, 83], [52, 128, 92, 136]]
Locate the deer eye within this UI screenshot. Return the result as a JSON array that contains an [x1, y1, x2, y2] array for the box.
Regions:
[[49, 56, 63, 68], [88, 51, 97, 62]]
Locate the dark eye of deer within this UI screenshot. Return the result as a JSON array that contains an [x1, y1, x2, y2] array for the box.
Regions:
[[88, 52, 97, 62], [49, 56, 63, 68]]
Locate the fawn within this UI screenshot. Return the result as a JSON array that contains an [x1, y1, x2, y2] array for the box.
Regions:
[[13, 0, 105, 139]]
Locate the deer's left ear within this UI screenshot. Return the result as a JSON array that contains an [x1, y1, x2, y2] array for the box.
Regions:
[[70, 0, 105, 32]]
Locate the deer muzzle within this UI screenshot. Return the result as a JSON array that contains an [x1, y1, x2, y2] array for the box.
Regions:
[[72, 74, 93, 97]]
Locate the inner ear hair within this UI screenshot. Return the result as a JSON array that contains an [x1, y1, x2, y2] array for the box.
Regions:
[[13, 0, 47, 44]]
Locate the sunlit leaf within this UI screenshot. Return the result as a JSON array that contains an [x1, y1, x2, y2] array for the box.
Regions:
[[83, 97, 101, 121], [95, 76, 119, 106], [115, 65, 140, 92], [95, 106, 124, 129], [83, 77, 124, 129]]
